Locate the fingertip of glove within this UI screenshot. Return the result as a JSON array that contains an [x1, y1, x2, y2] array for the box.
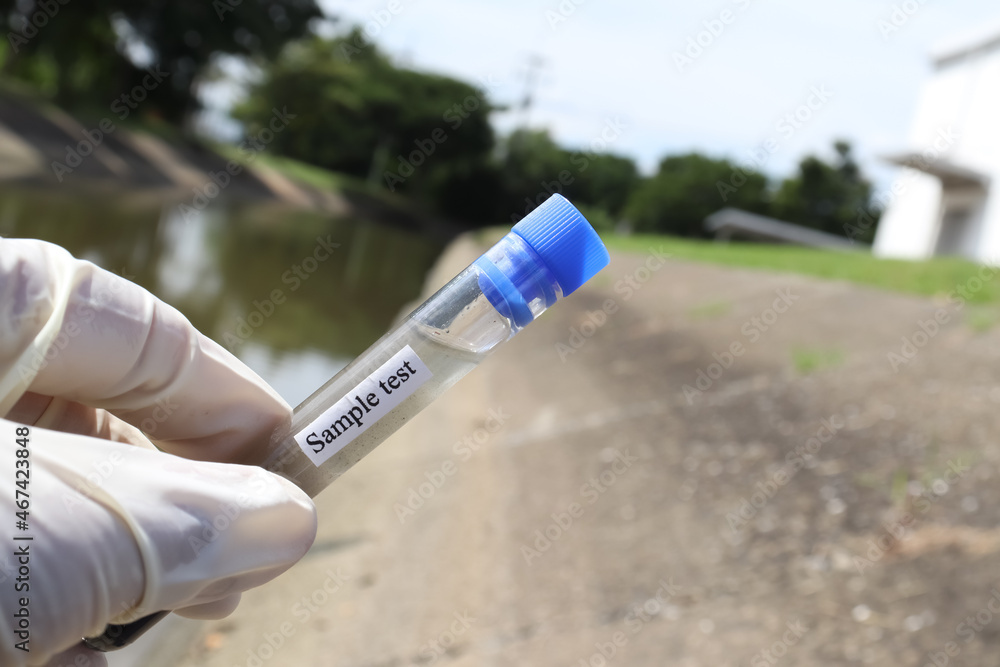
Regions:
[[267, 471, 319, 559], [174, 458, 317, 546], [138, 461, 319, 614], [199, 463, 318, 561], [174, 592, 243, 620], [46, 645, 109, 667]]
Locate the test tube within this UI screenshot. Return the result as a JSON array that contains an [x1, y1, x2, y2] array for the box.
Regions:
[[85, 193, 610, 650]]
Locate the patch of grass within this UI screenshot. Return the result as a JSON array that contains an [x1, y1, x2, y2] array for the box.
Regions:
[[210, 148, 442, 228], [213, 147, 352, 192], [890, 468, 910, 508], [884, 453, 976, 510], [255, 153, 351, 190], [792, 347, 844, 374], [688, 300, 731, 320], [602, 234, 1000, 304], [853, 471, 882, 489], [966, 307, 999, 333]]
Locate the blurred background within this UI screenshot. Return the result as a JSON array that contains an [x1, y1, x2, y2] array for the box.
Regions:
[[6, 1, 1000, 665]]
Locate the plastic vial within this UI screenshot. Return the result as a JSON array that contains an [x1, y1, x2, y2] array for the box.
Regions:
[[85, 193, 609, 650], [262, 194, 609, 496]]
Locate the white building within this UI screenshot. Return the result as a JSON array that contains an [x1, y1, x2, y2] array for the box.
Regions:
[[874, 22, 1000, 263]]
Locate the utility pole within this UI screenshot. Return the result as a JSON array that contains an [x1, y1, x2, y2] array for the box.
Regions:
[[519, 54, 545, 127]]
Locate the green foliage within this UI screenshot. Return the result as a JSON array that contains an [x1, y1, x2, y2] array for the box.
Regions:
[[494, 129, 639, 225], [624, 153, 770, 237], [771, 141, 879, 241], [566, 152, 639, 219], [0, 5, 882, 236], [571, 203, 616, 233], [234, 30, 497, 221], [619, 141, 880, 241], [605, 235, 1000, 304], [0, 0, 321, 123], [497, 129, 573, 213]]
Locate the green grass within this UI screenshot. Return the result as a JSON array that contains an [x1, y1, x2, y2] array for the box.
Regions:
[[966, 306, 1000, 333], [603, 234, 1000, 304], [213, 146, 351, 192], [210, 147, 434, 222], [890, 467, 910, 508], [791, 347, 844, 374], [688, 300, 732, 320]]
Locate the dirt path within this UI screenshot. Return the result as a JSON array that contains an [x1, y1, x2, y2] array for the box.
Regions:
[[174, 238, 1000, 667]]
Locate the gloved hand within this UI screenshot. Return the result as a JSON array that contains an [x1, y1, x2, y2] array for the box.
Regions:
[[0, 238, 318, 666]]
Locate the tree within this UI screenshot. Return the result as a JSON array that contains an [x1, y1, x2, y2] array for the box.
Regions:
[[0, 0, 322, 124], [234, 30, 497, 221], [497, 129, 639, 227], [566, 152, 639, 220], [496, 129, 574, 220], [625, 153, 770, 237], [771, 141, 879, 241]]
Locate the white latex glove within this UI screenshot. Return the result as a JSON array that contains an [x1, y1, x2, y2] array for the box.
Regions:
[[0, 238, 318, 666]]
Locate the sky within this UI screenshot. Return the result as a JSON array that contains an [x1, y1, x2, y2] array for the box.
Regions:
[[304, 0, 1000, 192]]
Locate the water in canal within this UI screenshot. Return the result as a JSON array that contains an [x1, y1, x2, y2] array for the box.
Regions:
[[0, 189, 448, 406]]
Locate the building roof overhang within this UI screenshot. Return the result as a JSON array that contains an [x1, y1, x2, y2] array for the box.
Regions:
[[932, 18, 1000, 68], [883, 152, 990, 190]]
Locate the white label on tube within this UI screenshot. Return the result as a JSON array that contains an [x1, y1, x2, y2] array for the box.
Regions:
[[294, 345, 433, 467]]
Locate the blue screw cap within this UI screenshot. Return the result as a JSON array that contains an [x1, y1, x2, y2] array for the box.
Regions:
[[511, 194, 610, 296]]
